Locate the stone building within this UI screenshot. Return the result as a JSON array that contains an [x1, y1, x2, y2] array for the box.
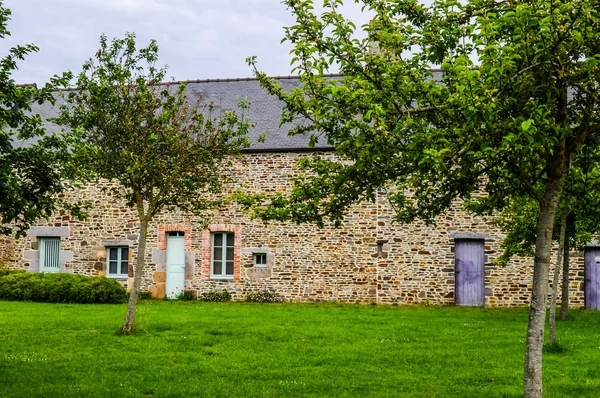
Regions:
[[0, 76, 594, 308]]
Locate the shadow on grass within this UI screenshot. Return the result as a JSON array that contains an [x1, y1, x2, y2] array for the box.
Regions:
[[544, 341, 568, 354]]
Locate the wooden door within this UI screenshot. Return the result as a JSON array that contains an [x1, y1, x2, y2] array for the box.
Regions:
[[166, 233, 185, 299], [584, 248, 600, 310], [455, 239, 485, 306]]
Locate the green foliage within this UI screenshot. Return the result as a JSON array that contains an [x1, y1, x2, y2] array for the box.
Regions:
[[0, 1, 87, 237], [242, 0, 600, 227], [0, 268, 24, 277], [244, 289, 285, 303], [243, 2, 600, 393], [175, 289, 195, 301], [199, 289, 232, 302], [137, 290, 154, 300], [54, 32, 252, 332], [55, 33, 251, 221], [0, 272, 127, 304]]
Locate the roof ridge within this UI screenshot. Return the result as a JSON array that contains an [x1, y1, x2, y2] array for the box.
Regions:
[[164, 73, 343, 85], [16, 70, 448, 90], [21, 74, 347, 91]]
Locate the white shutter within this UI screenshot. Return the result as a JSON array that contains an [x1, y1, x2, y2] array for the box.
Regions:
[[40, 238, 61, 272]]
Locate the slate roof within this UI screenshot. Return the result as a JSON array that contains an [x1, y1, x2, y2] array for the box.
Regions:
[[24, 71, 445, 152], [26, 75, 339, 152]]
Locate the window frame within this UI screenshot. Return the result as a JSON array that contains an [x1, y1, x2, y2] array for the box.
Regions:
[[253, 253, 268, 268], [210, 232, 235, 279], [39, 237, 61, 273], [106, 246, 130, 279]]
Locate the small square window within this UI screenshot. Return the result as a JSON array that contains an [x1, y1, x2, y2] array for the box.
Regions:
[[106, 246, 129, 278], [254, 253, 267, 267]]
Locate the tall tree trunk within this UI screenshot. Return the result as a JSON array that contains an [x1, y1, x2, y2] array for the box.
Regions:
[[549, 209, 568, 345], [524, 181, 564, 398], [122, 217, 149, 334], [560, 215, 572, 321]]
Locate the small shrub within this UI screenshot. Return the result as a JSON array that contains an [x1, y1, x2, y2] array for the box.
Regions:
[[199, 289, 231, 302], [0, 268, 25, 277], [138, 291, 153, 300], [0, 272, 127, 304], [176, 289, 195, 301], [245, 290, 284, 303]]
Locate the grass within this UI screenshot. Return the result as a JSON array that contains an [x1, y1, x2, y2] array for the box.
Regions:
[[1, 301, 599, 397]]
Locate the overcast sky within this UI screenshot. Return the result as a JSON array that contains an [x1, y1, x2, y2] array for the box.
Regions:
[[0, 0, 372, 86]]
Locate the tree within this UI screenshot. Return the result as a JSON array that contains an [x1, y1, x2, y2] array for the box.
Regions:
[[494, 195, 571, 346], [494, 147, 600, 344], [56, 34, 251, 334], [0, 1, 82, 237], [241, 1, 600, 396]]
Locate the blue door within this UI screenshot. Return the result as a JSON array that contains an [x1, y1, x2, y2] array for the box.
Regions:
[[584, 248, 600, 310], [166, 233, 185, 299], [455, 239, 485, 306]]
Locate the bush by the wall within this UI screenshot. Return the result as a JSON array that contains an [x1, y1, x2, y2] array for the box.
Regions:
[[199, 289, 231, 302], [176, 289, 195, 301], [0, 272, 127, 304], [138, 291, 154, 300], [0, 268, 25, 277], [245, 290, 284, 303]]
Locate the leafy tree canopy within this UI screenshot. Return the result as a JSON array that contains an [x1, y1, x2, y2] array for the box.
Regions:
[[56, 33, 252, 334], [57, 34, 251, 220], [0, 1, 82, 237], [242, 1, 600, 396]]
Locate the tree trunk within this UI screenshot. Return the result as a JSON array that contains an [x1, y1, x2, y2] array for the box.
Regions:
[[523, 183, 564, 398], [122, 217, 149, 334], [549, 209, 568, 345], [560, 215, 572, 321]]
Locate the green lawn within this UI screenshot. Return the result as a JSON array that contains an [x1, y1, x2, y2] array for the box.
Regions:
[[1, 301, 599, 397]]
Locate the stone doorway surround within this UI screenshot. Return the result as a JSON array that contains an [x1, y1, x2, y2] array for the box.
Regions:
[[23, 227, 73, 273], [150, 224, 194, 298]]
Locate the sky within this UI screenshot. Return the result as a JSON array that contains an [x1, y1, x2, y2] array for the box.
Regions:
[[0, 0, 372, 86]]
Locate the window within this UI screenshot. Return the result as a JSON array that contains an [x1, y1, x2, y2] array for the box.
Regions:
[[107, 247, 129, 278], [254, 253, 267, 267], [40, 237, 61, 272], [211, 232, 234, 278], [168, 231, 184, 237]]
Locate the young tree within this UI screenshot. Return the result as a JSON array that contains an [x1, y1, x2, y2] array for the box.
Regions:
[[494, 145, 600, 339], [0, 1, 81, 237], [57, 34, 251, 334], [241, 1, 600, 396]]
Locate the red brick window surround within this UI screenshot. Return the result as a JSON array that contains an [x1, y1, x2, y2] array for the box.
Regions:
[[157, 224, 192, 251], [201, 224, 241, 280]]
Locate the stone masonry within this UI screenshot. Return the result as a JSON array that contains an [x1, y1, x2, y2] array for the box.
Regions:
[[0, 151, 586, 307]]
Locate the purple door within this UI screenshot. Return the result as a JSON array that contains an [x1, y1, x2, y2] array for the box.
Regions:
[[455, 239, 485, 306], [584, 248, 600, 310]]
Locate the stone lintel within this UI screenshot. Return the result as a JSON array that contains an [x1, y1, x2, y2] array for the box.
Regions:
[[241, 247, 272, 254], [28, 227, 69, 237], [585, 240, 600, 248], [450, 232, 489, 240], [101, 240, 133, 247]]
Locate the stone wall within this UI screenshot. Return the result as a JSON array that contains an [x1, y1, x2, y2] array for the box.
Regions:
[[0, 151, 586, 307]]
